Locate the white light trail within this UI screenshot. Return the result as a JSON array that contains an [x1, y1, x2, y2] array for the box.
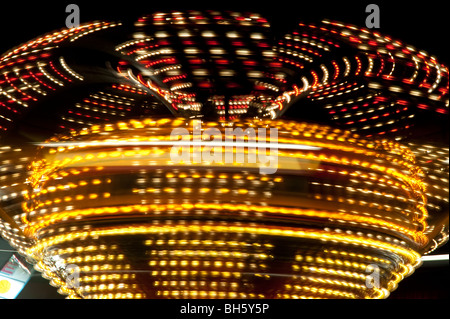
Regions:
[[34, 140, 322, 150]]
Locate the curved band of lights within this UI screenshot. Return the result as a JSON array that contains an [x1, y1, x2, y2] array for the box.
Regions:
[[0, 11, 448, 299]]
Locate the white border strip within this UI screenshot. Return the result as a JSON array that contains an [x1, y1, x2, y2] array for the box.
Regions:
[[421, 254, 449, 262]]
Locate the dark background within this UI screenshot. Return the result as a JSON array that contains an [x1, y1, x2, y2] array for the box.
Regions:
[[0, 0, 449, 64], [0, 0, 448, 300]]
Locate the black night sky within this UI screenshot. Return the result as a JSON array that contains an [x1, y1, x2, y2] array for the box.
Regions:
[[0, 0, 449, 65]]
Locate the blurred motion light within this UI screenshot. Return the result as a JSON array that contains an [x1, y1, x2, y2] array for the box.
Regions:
[[0, 11, 448, 299]]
